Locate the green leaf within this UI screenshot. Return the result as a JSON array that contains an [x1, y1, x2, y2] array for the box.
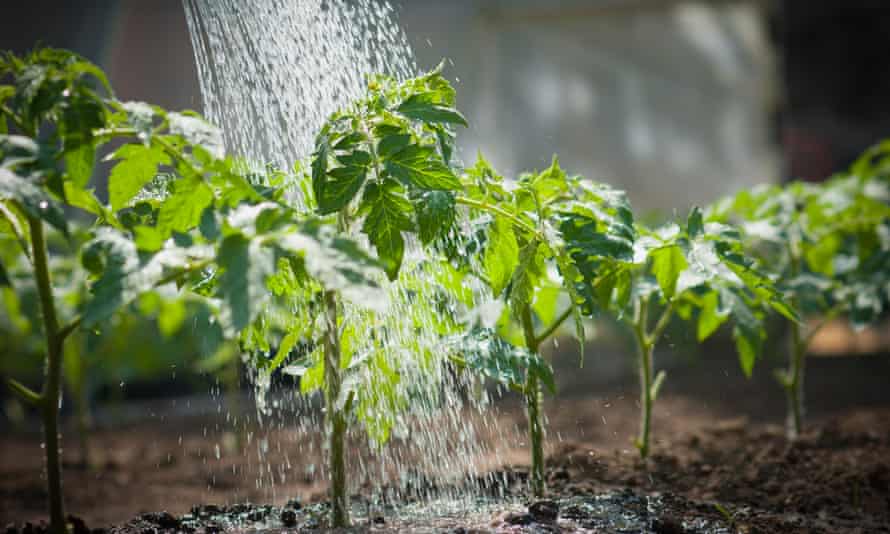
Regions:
[[360, 178, 413, 280], [385, 144, 461, 190], [449, 329, 554, 393], [268, 331, 300, 371], [687, 206, 704, 238], [216, 234, 276, 332], [277, 219, 386, 310], [483, 215, 519, 296], [158, 298, 187, 337], [0, 168, 68, 237], [415, 190, 455, 245], [650, 244, 687, 300], [156, 176, 213, 236], [133, 226, 165, 252], [396, 92, 468, 127], [733, 324, 762, 378], [80, 229, 212, 327], [377, 134, 412, 159], [697, 290, 728, 341], [107, 144, 170, 212], [64, 142, 95, 187], [316, 164, 366, 215], [311, 135, 329, 205]]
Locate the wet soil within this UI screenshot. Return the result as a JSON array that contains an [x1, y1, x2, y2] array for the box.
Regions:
[[2, 350, 889, 532]]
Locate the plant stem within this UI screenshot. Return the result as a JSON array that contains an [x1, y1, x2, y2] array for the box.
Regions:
[[785, 319, 806, 440], [521, 305, 546, 497], [632, 298, 653, 459], [534, 305, 574, 347], [783, 245, 805, 440], [455, 196, 542, 239], [28, 215, 66, 534], [630, 298, 673, 459], [322, 290, 349, 527]]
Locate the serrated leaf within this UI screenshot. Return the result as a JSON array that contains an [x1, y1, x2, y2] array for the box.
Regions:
[[108, 143, 170, 211], [276, 219, 386, 310], [415, 189, 455, 245], [81, 229, 212, 327], [316, 164, 366, 215], [385, 144, 461, 190], [0, 168, 68, 237], [360, 178, 413, 280], [396, 92, 468, 126], [216, 234, 276, 332], [449, 329, 555, 393], [156, 176, 213, 236], [650, 244, 687, 300], [483, 215, 519, 296], [377, 134, 412, 159]]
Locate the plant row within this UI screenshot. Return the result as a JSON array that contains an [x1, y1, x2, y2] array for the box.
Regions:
[[1, 49, 888, 531]]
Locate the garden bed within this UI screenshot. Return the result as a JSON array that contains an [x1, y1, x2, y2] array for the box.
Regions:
[[4, 352, 888, 533]]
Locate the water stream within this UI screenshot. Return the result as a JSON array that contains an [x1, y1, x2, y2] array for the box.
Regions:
[[182, 0, 513, 513]]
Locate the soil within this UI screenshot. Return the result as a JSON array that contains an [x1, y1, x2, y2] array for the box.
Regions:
[[2, 349, 889, 533]]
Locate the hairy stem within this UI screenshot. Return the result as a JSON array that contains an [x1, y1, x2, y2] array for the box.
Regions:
[[28, 215, 66, 534], [322, 290, 349, 527], [521, 305, 546, 497]]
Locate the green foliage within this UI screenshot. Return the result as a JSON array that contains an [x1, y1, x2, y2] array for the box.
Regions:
[[310, 63, 466, 279], [461, 155, 635, 355], [448, 328, 555, 394], [707, 147, 890, 330]]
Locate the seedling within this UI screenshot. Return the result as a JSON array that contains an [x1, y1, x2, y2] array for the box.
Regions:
[[588, 207, 795, 458], [302, 64, 471, 526], [450, 155, 635, 496], [707, 143, 890, 439], [1, 49, 381, 533]]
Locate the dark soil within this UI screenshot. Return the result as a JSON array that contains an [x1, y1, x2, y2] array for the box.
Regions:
[[2, 350, 889, 532]]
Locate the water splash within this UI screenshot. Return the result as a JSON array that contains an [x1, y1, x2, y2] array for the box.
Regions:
[[183, 0, 516, 511], [183, 0, 416, 168]]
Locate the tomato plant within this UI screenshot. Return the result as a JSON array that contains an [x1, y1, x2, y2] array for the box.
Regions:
[[0, 49, 382, 534], [707, 142, 890, 439], [303, 63, 475, 526], [587, 207, 796, 458], [446, 154, 635, 495], [0, 236, 219, 467]]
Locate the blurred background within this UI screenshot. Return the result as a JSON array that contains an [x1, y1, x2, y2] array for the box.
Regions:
[[4, 1, 890, 211], [1, 0, 889, 524]]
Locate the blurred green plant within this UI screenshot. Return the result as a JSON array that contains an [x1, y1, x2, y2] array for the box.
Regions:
[[0, 48, 381, 534], [707, 142, 890, 439]]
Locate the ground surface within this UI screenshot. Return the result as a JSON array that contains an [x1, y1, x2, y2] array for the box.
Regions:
[[2, 348, 889, 532]]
